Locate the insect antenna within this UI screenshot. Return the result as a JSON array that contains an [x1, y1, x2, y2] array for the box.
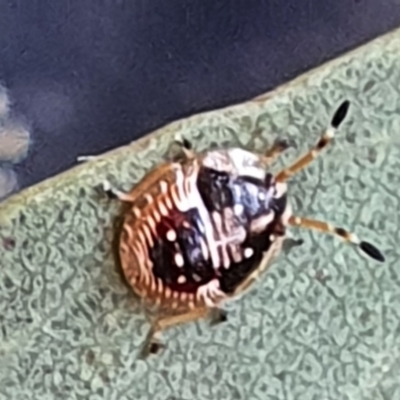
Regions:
[[275, 100, 350, 182], [288, 215, 385, 262]]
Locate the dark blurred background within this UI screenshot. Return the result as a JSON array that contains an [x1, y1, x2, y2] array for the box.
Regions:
[[0, 0, 399, 194]]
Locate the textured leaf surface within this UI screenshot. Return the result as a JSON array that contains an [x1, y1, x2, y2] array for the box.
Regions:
[[0, 28, 399, 400]]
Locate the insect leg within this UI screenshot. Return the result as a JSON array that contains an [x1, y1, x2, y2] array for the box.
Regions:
[[209, 307, 228, 325], [99, 180, 136, 202], [141, 306, 218, 357], [288, 215, 385, 262], [275, 100, 350, 182], [263, 138, 293, 164], [173, 132, 195, 159]]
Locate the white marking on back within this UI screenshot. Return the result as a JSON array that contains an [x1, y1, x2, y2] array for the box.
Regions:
[[227, 148, 266, 180], [202, 150, 232, 173], [274, 182, 287, 198], [199, 237, 209, 260], [192, 273, 201, 282], [244, 248, 254, 258], [202, 148, 266, 180], [177, 275, 186, 284], [144, 193, 153, 203], [159, 180, 168, 193], [164, 286, 171, 299], [174, 253, 184, 267], [170, 165, 190, 212], [153, 209, 161, 222], [169, 162, 219, 269], [211, 211, 227, 268], [158, 199, 168, 216], [164, 195, 173, 209], [211, 208, 247, 269], [196, 279, 225, 307], [281, 201, 292, 225], [147, 215, 157, 235], [142, 223, 153, 247], [250, 212, 274, 233], [166, 229, 176, 241], [234, 204, 244, 216]]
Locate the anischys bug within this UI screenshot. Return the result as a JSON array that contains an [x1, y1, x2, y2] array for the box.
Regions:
[[79, 100, 385, 357]]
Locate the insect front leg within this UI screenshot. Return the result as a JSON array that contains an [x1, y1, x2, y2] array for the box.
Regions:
[[98, 180, 136, 203]]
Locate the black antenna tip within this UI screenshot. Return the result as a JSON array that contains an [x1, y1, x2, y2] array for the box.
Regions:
[[359, 241, 385, 262], [331, 100, 350, 129]]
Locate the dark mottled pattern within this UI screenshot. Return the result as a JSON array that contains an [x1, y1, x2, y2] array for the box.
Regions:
[[150, 165, 288, 295], [197, 165, 288, 294], [150, 207, 215, 293], [196, 167, 235, 212], [219, 226, 276, 294], [197, 166, 274, 219], [218, 193, 288, 294]]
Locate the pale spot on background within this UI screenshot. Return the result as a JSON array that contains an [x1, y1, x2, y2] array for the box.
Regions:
[[0, 83, 32, 201], [0, 168, 18, 199], [0, 120, 31, 163], [11, 81, 75, 135]]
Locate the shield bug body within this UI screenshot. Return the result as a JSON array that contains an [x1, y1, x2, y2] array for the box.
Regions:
[[81, 100, 384, 356]]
